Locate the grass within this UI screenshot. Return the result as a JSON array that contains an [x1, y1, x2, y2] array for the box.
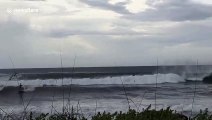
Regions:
[[1, 105, 212, 120]]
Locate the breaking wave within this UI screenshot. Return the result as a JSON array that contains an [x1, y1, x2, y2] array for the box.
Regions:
[[0, 73, 185, 88]]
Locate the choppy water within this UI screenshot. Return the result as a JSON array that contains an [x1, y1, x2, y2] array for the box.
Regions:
[[0, 73, 212, 118]]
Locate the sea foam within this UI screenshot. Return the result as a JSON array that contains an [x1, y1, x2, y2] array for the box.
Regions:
[[0, 73, 185, 89]]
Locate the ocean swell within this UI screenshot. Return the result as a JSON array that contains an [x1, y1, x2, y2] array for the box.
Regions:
[[0, 73, 185, 90]]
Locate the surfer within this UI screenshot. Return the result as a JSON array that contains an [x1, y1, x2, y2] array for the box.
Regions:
[[18, 83, 24, 104], [19, 83, 24, 93], [19, 83, 24, 92]]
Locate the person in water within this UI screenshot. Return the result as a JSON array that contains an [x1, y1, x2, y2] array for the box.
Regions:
[[19, 83, 24, 93], [18, 83, 24, 104]]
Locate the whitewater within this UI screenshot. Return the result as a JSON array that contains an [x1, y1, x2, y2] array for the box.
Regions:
[[0, 73, 211, 118], [0, 73, 188, 88]]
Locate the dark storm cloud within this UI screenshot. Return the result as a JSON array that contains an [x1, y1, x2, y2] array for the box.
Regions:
[[79, 0, 131, 14], [126, 0, 212, 21]]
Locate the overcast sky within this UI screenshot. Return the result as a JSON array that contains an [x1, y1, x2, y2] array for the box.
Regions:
[[0, 0, 212, 68]]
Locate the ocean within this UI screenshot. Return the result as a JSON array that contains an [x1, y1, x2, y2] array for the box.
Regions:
[[0, 65, 212, 118]]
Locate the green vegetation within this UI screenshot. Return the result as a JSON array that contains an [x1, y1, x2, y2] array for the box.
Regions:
[[2, 105, 212, 120], [92, 106, 187, 120]]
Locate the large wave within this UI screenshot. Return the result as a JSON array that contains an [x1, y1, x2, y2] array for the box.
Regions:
[[0, 73, 185, 89]]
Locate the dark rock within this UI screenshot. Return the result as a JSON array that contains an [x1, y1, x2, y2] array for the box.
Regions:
[[203, 74, 212, 83]]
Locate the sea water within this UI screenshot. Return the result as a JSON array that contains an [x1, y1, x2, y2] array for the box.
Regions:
[[0, 73, 212, 118]]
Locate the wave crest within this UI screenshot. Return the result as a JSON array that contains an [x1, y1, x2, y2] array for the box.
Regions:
[[0, 73, 185, 88]]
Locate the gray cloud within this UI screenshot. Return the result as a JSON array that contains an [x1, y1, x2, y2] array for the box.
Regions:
[[79, 0, 212, 21], [0, 18, 30, 53], [38, 18, 146, 38], [79, 0, 131, 14], [126, 0, 212, 21], [1, 0, 212, 68], [1, 16, 212, 67], [156, 20, 212, 46], [46, 28, 144, 38], [0, 18, 61, 68]]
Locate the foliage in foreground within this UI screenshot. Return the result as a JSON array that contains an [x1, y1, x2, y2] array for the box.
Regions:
[[1, 106, 212, 120]]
